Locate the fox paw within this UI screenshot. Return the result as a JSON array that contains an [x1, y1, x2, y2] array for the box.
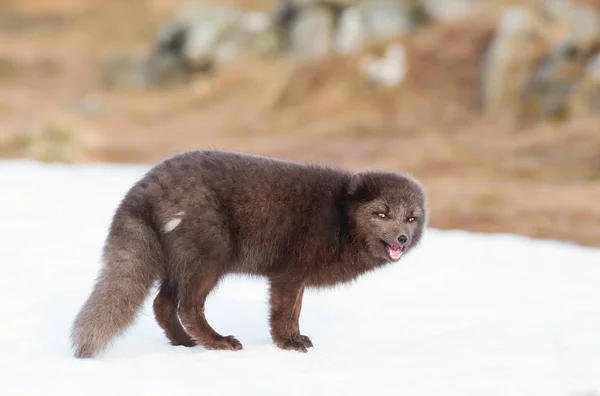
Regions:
[[298, 335, 314, 349], [274, 334, 313, 353], [206, 335, 243, 351]]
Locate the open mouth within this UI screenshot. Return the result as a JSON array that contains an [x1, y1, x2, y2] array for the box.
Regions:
[[384, 242, 404, 261]]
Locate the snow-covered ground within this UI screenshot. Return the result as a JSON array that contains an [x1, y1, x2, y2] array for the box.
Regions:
[[1, 160, 599, 396]]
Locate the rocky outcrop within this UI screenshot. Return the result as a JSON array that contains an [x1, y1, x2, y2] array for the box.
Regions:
[[276, 1, 338, 58], [517, 0, 600, 120], [100, 0, 600, 121], [102, 3, 275, 89], [101, 0, 426, 89], [420, 0, 492, 21], [520, 40, 600, 121], [276, 0, 425, 57], [153, 3, 275, 71], [479, 7, 546, 114], [581, 52, 600, 111], [543, 0, 600, 45], [480, 1, 600, 122]]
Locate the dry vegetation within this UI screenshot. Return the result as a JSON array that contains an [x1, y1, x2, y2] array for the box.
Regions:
[[1, 0, 600, 247]]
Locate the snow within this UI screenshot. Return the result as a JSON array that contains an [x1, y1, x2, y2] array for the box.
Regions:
[[1, 159, 600, 396]]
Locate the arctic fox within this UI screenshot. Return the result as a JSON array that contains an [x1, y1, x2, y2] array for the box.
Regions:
[[71, 150, 427, 358]]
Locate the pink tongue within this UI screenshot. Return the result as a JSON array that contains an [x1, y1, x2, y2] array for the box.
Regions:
[[387, 244, 402, 259]]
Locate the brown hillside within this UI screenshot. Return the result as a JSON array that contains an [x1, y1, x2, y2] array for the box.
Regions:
[[1, 0, 600, 247]]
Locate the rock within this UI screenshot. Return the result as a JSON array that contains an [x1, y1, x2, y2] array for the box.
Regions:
[[479, 7, 546, 114], [520, 43, 582, 121], [155, 3, 258, 70], [334, 0, 425, 55], [100, 48, 208, 90], [543, 0, 600, 45], [290, 4, 337, 58], [582, 52, 600, 111], [278, 0, 423, 58], [143, 50, 196, 86], [282, 0, 358, 5], [275, 1, 339, 58], [478, 0, 600, 121], [520, 39, 600, 121], [334, 6, 365, 54], [419, 0, 491, 21], [99, 52, 169, 90], [101, 2, 278, 89], [359, 0, 415, 40], [512, 0, 600, 120], [360, 42, 407, 86]]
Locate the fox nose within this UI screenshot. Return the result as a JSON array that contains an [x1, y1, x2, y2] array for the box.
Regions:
[[398, 234, 409, 245]]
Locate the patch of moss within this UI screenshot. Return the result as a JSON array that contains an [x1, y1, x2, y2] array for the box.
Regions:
[[255, 30, 281, 57], [587, 170, 600, 182], [547, 104, 571, 123], [472, 191, 505, 207], [367, 42, 389, 58], [407, 2, 430, 27], [0, 121, 76, 162], [0, 56, 22, 80], [0, 130, 34, 155], [37, 146, 71, 163], [43, 122, 74, 145]]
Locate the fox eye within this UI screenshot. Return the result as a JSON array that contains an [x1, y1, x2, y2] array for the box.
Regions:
[[375, 212, 386, 218], [407, 217, 416, 223]]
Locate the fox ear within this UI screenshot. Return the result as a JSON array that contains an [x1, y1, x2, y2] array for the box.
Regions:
[[347, 173, 375, 201]]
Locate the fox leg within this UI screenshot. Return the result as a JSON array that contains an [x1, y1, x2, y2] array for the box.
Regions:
[[177, 272, 243, 351], [153, 281, 196, 347], [269, 279, 313, 352]]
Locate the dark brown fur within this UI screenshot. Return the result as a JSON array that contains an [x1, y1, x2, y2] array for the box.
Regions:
[[71, 150, 427, 358]]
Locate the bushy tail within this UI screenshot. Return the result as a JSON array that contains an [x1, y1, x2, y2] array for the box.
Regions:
[[71, 209, 163, 358]]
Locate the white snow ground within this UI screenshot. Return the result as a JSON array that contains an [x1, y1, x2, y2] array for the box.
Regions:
[[1, 159, 600, 396]]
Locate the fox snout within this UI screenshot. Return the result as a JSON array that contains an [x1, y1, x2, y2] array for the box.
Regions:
[[384, 230, 411, 248]]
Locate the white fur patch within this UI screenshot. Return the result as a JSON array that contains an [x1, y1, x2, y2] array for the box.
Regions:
[[164, 211, 185, 233]]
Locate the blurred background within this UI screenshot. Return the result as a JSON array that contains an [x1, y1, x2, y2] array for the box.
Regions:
[[1, 0, 599, 247]]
